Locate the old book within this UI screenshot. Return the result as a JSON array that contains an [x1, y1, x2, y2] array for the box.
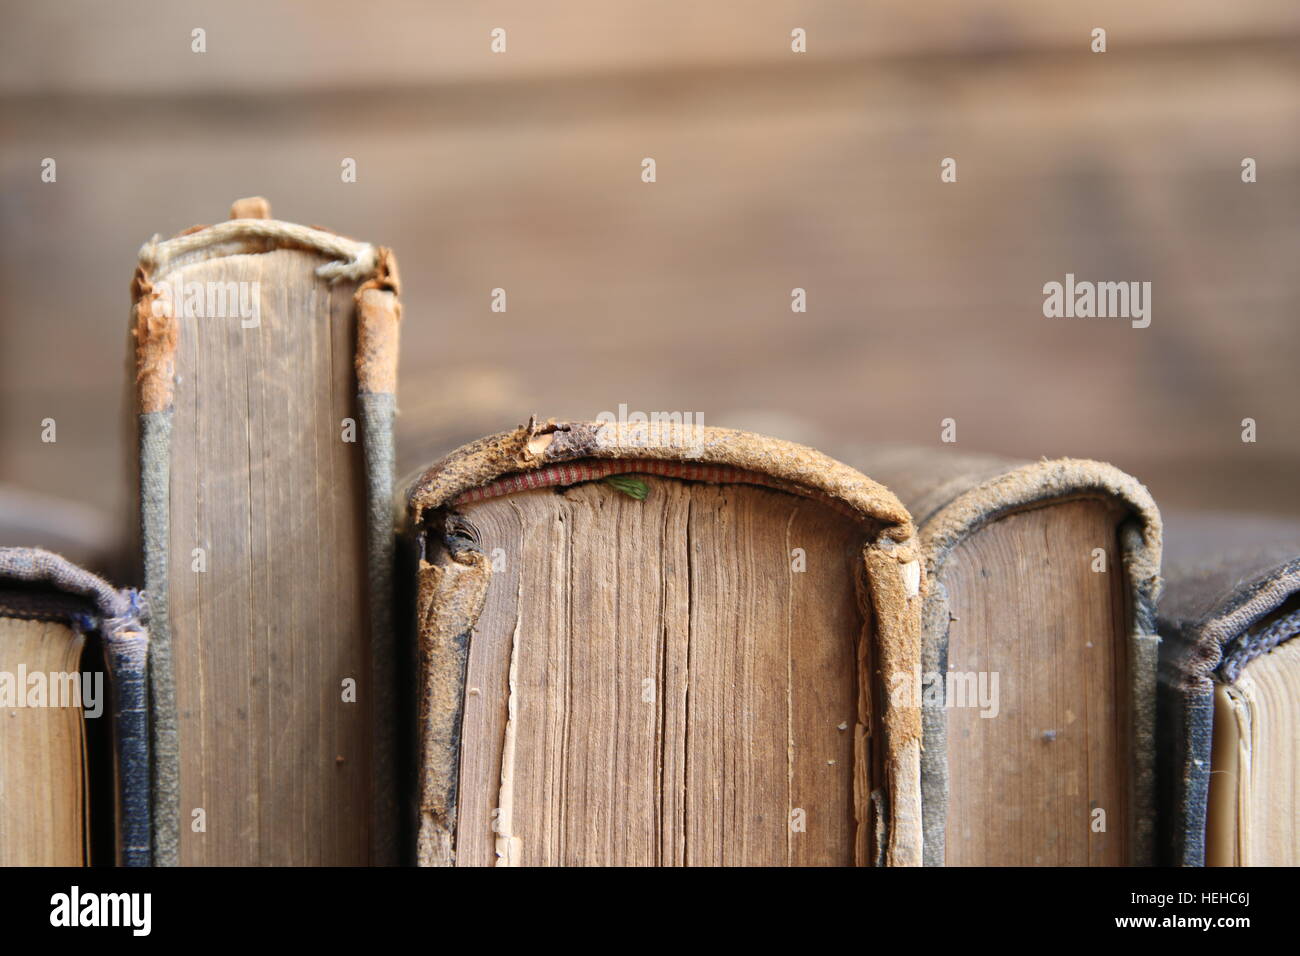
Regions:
[[399, 420, 926, 866], [130, 198, 403, 865], [844, 447, 1162, 866], [0, 548, 149, 866], [1157, 513, 1300, 866]]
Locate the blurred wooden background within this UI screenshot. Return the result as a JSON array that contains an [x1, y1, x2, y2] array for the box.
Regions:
[[1, 1, 1297, 577]]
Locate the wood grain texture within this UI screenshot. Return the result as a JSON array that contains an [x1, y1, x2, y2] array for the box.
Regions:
[[166, 249, 372, 865], [451, 478, 867, 865], [4, 1, 1298, 94], [0, 618, 87, 865], [943, 498, 1129, 865], [3, 26, 1298, 524]]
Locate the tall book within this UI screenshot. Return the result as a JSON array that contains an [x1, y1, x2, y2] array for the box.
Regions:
[[0, 548, 149, 866], [399, 420, 926, 866], [131, 198, 402, 865], [1157, 514, 1300, 866], [845, 448, 1162, 865]]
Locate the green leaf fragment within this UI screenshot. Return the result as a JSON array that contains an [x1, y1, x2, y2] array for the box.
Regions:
[[604, 475, 649, 500]]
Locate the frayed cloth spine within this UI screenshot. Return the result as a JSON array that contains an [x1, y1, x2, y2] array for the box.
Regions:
[[453, 458, 870, 522], [105, 619, 152, 866], [138, 218, 378, 283], [356, 252, 402, 864], [360, 391, 399, 864], [0, 547, 131, 618], [138, 409, 179, 867], [415, 536, 491, 867], [407, 420, 914, 538]]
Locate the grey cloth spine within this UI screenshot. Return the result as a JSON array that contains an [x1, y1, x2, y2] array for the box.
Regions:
[[138, 408, 178, 867], [360, 389, 398, 864], [104, 606, 151, 866]]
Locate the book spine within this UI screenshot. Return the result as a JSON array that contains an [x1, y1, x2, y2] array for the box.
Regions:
[[402, 421, 926, 866], [1122, 521, 1163, 866], [355, 251, 403, 865], [1157, 674, 1213, 866], [894, 458, 1163, 865], [1155, 556, 1300, 865], [132, 272, 180, 867], [103, 601, 152, 867], [0, 548, 154, 866], [131, 205, 402, 865]]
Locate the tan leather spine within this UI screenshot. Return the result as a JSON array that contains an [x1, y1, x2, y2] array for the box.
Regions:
[[405, 420, 925, 865]]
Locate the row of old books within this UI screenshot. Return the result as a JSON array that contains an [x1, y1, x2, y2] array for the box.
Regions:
[[1, 200, 1294, 867]]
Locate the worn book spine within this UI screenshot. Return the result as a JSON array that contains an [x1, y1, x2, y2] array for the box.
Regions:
[[103, 604, 151, 867], [399, 420, 927, 866], [846, 447, 1163, 865], [130, 198, 402, 865], [0, 547, 151, 866], [1156, 539, 1300, 866]]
